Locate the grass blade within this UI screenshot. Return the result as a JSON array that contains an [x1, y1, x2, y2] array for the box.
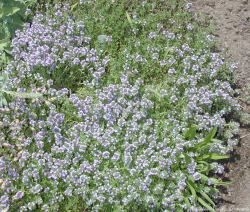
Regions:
[[126, 12, 133, 26], [197, 197, 215, 212]]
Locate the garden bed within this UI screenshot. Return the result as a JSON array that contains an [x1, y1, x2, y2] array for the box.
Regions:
[[0, 0, 242, 211]]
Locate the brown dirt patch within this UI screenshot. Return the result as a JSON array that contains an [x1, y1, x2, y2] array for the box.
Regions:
[[189, 0, 250, 211]]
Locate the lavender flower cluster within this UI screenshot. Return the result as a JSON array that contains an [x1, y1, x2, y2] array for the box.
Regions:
[[121, 20, 240, 136], [0, 73, 201, 211], [0, 1, 240, 211], [10, 3, 109, 88]]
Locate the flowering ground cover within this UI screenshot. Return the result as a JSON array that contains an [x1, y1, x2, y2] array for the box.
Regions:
[[0, 0, 240, 211]]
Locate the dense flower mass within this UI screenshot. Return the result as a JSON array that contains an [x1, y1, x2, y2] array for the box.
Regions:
[[0, 1, 240, 211], [10, 3, 108, 89]]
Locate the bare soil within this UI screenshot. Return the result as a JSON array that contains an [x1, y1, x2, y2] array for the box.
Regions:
[[189, 0, 250, 211]]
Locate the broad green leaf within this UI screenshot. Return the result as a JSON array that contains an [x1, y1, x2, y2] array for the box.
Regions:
[[198, 153, 229, 161], [197, 197, 215, 212], [1, 6, 20, 18], [1, 96, 7, 106], [196, 128, 217, 149], [184, 197, 191, 207], [209, 153, 230, 160], [211, 138, 222, 143], [13, 0, 25, 3], [205, 127, 217, 141], [187, 182, 197, 199], [185, 125, 197, 140], [198, 154, 210, 160], [4, 49, 11, 54], [200, 191, 215, 207], [197, 161, 210, 173], [200, 173, 209, 181], [0, 93, 7, 107], [3, 90, 43, 98], [198, 143, 212, 152], [0, 75, 8, 88], [0, 39, 10, 50], [213, 179, 232, 186]]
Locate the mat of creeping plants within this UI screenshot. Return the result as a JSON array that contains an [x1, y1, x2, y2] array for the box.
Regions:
[[0, 0, 240, 211]]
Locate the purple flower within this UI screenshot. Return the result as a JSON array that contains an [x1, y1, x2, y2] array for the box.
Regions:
[[13, 191, 24, 200]]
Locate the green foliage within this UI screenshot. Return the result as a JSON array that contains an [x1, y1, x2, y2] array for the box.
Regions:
[[0, 74, 43, 107], [0, 74, 8, 107], [0, 0, 37, 65], [185, 125, 198, 140], [0, 0, 238, 211], [186, 127, 231, 211]]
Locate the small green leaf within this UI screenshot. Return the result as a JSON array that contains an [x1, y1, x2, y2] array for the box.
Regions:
[[126, 11, 133, 26], [71, 2, 78, 11], [197, 197, 215, 212], [179, 152, 192, 165]]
